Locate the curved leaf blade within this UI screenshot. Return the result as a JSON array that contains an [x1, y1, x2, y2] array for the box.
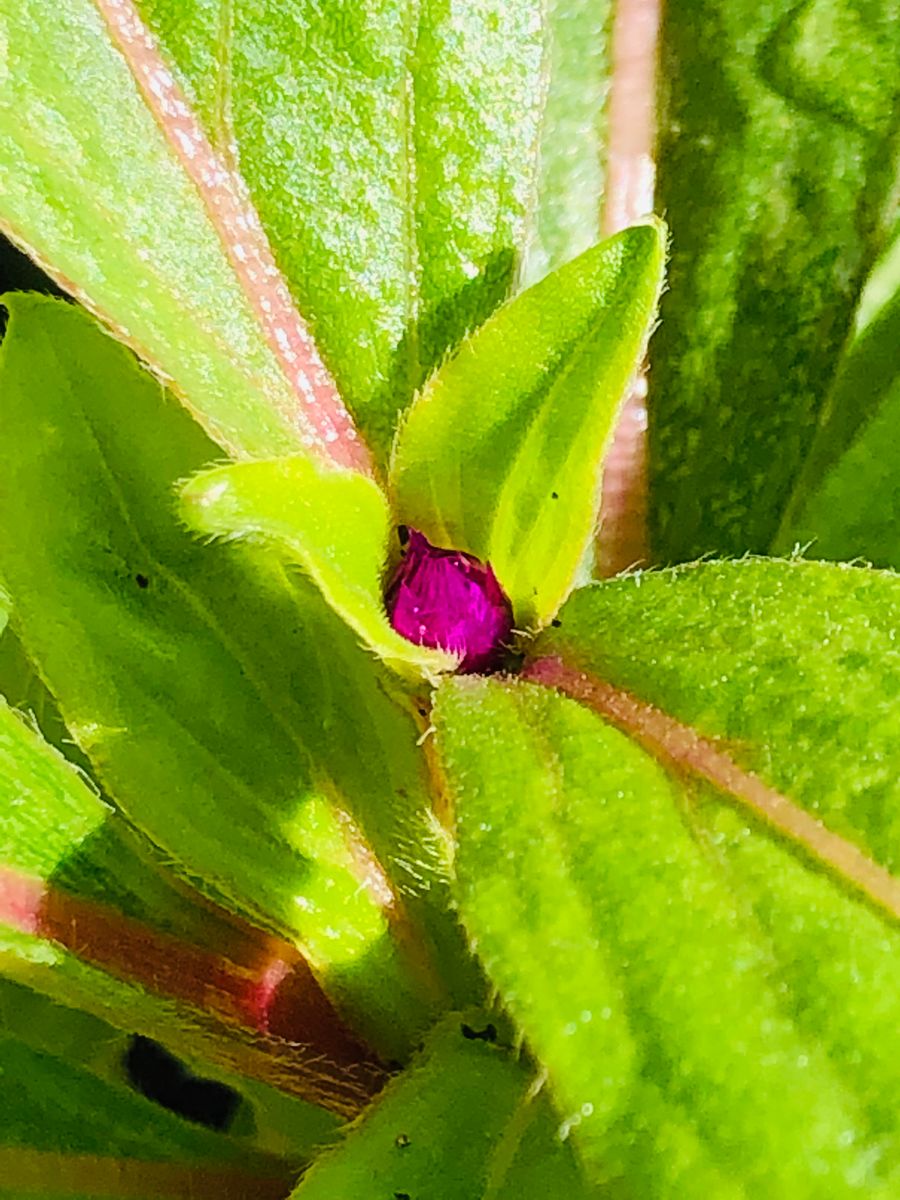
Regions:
[[391, 222, 666, 627], [539, 559, 900, 875], [181, 459, 453, 679], [291, 1015, 585, 1200], [774, 288, 900, 566]]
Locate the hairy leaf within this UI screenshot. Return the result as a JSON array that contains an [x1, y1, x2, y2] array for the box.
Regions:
[[292, 1013, 588, 1200], [0, 0, 367, 468], [649, 0, 900, 561], [437, 673, 900, 1195], [540, 559, 900, 873], [181, 458, 453, 678], [0, 658, 356, 1131], [0, 978, 258, 1163], [136, 0, 561, 459], [391, 223, 665, 627], [0, 294, 471, 1059]]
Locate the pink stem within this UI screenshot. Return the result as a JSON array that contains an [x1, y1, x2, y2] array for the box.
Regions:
[[525, 657, 900, 922], [95, 0, 373, 475], [598, 0, 661, 575]]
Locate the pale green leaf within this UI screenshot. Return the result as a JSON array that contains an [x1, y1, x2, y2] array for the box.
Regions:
[[181, 458, 453, 679], [391, 223, 665, 628], [0, 0, 614, 468], [519, 0, 613, 286], [0, 293, 473, 1060], [0, 649, 348, 1138], [649, 0, 900, 561], [293, 1013, 588, 1200], [437, 672, 900, 1195]]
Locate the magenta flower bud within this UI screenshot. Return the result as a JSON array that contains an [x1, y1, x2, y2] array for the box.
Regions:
[[386, 528, 514, 673]]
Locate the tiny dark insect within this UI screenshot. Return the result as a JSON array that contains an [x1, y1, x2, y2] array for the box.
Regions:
[[551, 491, 559, 499], [395, 1133, 411, 1149], [551, 618, 562, 628], [394, 1193, 411, 1199], [460, 1022, 497, 1043], [135, 573, 150, 589]]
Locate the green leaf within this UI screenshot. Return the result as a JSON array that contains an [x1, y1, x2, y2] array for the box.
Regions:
[[390, 223, 666, 628], [0, 653, 353, 1136], [0, 983, 299, 1198], [292, 1012, 587, 1200], [0, 293, 471, 1060], [181, 458, 453, 679], [0, 977, 254, 1161], [519, 0, 613, 286], [773, 286, 900, 567], [0, 0, 366, 468], [135, 0, 574, 459], [540, 559, 900, 873], [437, 671, 900, 1195], [649, 0, 900, 562], [1, 0, 611, 467]]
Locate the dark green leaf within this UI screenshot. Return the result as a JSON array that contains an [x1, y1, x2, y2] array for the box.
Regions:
[[774, 286, 900, 567], [0, 977, 256, 1164], [391, 223, 665, 627], [649, 0, 900, 561]]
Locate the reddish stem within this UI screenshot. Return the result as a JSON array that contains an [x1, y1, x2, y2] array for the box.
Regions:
[[598, 0, 661, 575], [0, 864, 386, 1113]]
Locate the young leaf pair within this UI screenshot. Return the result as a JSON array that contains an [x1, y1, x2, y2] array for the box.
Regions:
[[182, 221, 666, 678]]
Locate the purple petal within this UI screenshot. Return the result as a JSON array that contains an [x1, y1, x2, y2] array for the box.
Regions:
[[386, 529, 514, 673]]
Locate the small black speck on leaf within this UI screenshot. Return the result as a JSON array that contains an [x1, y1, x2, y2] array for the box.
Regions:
[[551, 491, 558, 500], [460, 1022, 497, 1043], [394, 1193, 411, 1199], [135, 573, 150, 589], [551, 618, 562, 628], [395, 1133, 411, 1149]]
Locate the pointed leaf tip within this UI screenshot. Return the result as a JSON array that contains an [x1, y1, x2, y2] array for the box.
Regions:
[[390, 221, 666, 629]]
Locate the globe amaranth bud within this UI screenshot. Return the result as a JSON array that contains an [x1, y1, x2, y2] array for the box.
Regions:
[[386, 528, 514, 673]]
